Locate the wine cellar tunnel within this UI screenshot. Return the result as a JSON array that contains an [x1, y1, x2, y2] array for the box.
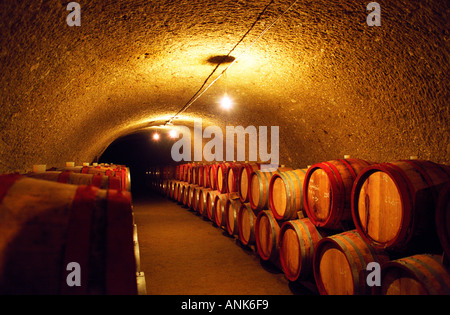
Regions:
[[0, 0, 449, 296]]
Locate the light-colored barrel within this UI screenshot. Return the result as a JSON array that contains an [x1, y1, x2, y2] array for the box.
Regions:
[[303, 158, 373, 230], [380, 254, 450, 295], [0, 175, 137, 295], [249, 166, 292, 212], [225, 198, 243, 236], [352, 160, 450, 253], [238, 203, 257, 246], [255, 210, 280, 264], [278, 218, 327, 281], [313, 230, 389, 295], [269, 169, 308, 221], [238, 163, 260, 203]]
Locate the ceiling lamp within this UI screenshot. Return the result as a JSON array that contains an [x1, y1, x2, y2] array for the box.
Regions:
[[220, 93, 233, 110]]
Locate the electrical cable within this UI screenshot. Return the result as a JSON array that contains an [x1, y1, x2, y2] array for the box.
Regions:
[[165, 0, 299, 126]]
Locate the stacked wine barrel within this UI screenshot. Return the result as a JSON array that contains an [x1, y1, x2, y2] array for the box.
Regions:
[[162, 162, 292, 249], [0, 162, 142, 295], [350, 159, 450, 295], [152, 158, 450, 295]]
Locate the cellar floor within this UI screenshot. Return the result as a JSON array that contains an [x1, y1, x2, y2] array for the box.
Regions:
[[132, 191, 315, 295]]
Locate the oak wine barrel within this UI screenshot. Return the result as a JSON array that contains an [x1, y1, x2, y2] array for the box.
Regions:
[[303, 158, 373, 230], [183, 184, 192, 206], [214, 193, 230, 228], [313, 230, 389, 295], [197, 164, 205, 187], [238, 203, 257, 246], [380, 254, 450, 295], [269, 169, 308, 221], [202, 164, 211, 188], [249, 166, 292, 212], [226, 162, 243, 193], [173, 182, 181, 201], [238, 163, 260, 203], [169, 180, 176, 198], [176, 165, 181, 181], [206, 190, 219, 221], [225, 198, 243, 236], [255, 210, 280, 264], [191, 185, 202, 212], [0, 174, 137, 295], [186, 184, 195, 209], [436, 182, 450, 258], [177, 183, 186, 204], [183, 163, 193, 183], [278, 218, 327, 282], [217, 162, 233, 193], [351, 160, 450, 253], [179, 164, 186, 181], [192, 164, 200, 186], [198, 188, 211, 217], [209, 164, 220, 190]]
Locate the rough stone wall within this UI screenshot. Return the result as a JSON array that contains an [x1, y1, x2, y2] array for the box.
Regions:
[[0, 0, 448, 173]]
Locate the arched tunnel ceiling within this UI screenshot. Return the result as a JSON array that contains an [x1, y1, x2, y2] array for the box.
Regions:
[[0, 0, 448, 173]]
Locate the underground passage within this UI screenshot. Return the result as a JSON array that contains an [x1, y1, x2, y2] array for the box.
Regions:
[[0, 0, 449, 297]]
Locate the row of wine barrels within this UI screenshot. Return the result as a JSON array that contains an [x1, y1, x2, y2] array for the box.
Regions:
[[63, 165, 132, 191], [27, 171, 124, 191], [149, 166, 176, 180], [269, 169, 308, 221], [147, 166, 176, 180], [170, 158, 450, 254], [181, 163, 209, 185], [163, 173, 450, 295], [177, 162, 272, 197], [0, 174, 137, 295], [351, 160, 450, 254]]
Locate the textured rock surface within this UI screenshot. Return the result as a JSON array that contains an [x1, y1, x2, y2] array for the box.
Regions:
[[0, 0, 448, 173]]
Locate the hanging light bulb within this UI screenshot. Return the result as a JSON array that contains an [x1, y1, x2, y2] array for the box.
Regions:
[[169, 129, 178, 138], [220, 70, 233, 110], [152, 133, 160, 141], [220, 93, 233, 110]]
